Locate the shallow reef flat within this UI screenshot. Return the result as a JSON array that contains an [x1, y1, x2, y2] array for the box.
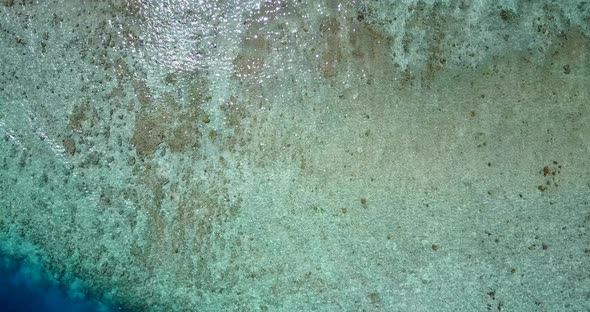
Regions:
[[0, 1, 589, 311]]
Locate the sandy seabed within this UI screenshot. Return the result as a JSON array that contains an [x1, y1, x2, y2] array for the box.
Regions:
[[1, 1, 589, 311]]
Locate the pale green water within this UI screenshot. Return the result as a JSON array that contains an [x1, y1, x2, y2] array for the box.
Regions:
[[1, 1, 589, 311]]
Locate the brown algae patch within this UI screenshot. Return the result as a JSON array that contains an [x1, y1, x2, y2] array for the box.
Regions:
[[130, 80, 210, 159]]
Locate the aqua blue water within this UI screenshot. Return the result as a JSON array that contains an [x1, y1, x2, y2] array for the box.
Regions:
[[1, 1, 589, 311]]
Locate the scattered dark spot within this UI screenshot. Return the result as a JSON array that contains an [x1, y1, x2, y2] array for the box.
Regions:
[[563, 64, 571, 74], [360, 197, 367, 208], [487, 290, 496, 300], [15, 37, 27, 45], [164, 73, 177, 85], [357, 12, 364, 22], [82, 151, 101, 167], [341, 207, 347, 214], [40, 173, 48, 184], [542, 243, 548, 250], [537, 184, 546, 192], [511, 268, 517, 274], [543, 166, 551, 176], [62, 137, 76, 155], [431, 244, 439, 251], [368, 292, 381, 306], [99, 190, 112, 206], [500, 9, 515, 22]]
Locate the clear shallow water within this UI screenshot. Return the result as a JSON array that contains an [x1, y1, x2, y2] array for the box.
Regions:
[[1, 1, 589, 311]]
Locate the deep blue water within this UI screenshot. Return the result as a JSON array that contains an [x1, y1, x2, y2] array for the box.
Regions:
[[0, 254, 110, 312]]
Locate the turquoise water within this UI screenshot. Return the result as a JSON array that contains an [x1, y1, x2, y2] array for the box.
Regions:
[[1, 1, 589, 311]]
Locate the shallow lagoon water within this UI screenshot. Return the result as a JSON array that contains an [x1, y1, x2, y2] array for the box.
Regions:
[[1, 1, 589, 311]]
